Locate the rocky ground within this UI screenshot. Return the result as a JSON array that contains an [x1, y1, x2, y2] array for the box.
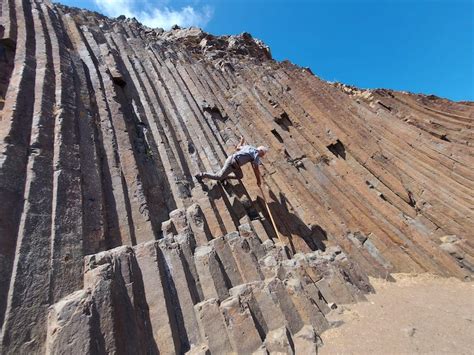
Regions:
[[320, 273, 474, 354]]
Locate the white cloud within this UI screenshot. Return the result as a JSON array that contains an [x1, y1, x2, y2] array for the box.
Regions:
[[94, 0, 213, 29], [139, 6, 213, 29], [94, 0, 135, 17]]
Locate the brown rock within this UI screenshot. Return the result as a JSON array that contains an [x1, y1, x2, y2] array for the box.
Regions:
[[194, 298, 233, 354], [293, 325, 319, 354], [220, 296, 263, 353], [46, 290, 98, 354], [1, 1, 472, 353], [264, 327, 293, 354]]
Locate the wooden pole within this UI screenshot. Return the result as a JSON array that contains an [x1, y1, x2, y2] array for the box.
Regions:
[[259, 185, 285, 246]]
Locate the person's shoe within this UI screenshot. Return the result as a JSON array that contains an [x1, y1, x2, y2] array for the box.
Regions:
[[195, 173, 204, 183]]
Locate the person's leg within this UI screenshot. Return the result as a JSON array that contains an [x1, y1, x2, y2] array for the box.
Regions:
[[200, 156, 234, 181], [225, 166, 243, 180]]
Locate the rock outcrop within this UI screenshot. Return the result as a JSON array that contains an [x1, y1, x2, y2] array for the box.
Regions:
[[0, 0, 472, 353]]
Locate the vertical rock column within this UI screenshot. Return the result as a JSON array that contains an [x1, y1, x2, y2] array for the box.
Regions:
[[158, 238, 202, 351], [0, 0, 36, 327], [134, 241, 181, 354], [45, 1, 83, 304], [0, 2, 52, 353]]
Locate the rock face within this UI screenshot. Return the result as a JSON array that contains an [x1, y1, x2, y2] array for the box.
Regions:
[[0, 0, 472, 353]]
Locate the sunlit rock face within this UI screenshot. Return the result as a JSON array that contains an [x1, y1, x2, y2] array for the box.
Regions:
[[0, 0, 472, 353]]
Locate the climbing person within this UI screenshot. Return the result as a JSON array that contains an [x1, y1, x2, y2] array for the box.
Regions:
[[195, 136, 268, 186]]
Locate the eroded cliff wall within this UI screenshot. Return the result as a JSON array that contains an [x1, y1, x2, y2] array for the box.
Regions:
[[0, 0, 472, 353]]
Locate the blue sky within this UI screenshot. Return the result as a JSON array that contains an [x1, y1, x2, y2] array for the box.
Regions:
[[58, 0, 473, 101]]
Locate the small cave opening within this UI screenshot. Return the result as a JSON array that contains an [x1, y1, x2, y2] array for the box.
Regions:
[[327, 139, 346, 159], [112, 75, 127, 87], [377, 100, 392, 111], [202, 101, 228, 123], [274, 111, 293, 132], [271, 128, 284, 143], [440, 134, 450, 142], [407, 190, 416, 208]]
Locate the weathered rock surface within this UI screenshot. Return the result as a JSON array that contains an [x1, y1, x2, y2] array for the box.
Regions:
[[0, 0, 472, 353]]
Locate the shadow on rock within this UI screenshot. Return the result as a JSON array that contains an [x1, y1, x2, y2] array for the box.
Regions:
[[261, 190, 327, 252]]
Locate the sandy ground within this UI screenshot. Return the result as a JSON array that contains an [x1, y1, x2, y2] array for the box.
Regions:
[[319, 273, 474, 355]]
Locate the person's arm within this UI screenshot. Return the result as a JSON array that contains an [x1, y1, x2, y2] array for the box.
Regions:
[[252, 164, 262, 186], [235, 136, 245, 151]]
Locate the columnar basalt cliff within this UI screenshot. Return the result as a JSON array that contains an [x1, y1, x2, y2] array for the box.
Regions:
[[0, 0, 473, 353]]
